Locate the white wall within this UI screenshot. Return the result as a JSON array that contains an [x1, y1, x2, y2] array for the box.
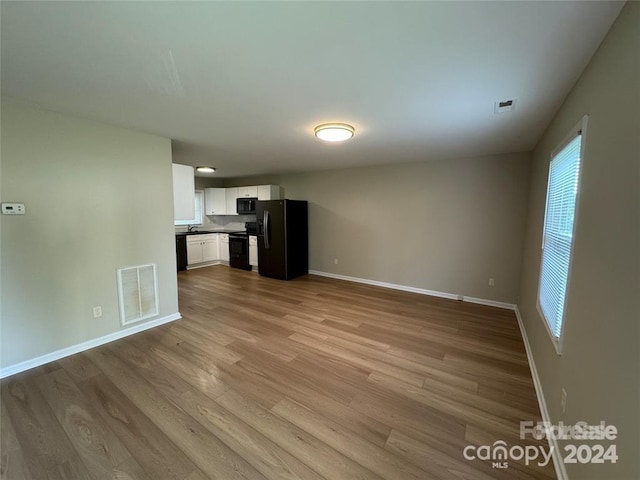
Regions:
[[226, 152, 531, 304], [517, 3, 639, 479], [0, 102, 179, 370]]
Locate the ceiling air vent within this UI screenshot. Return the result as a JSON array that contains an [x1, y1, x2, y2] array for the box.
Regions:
[[494, 99, 516, 114]]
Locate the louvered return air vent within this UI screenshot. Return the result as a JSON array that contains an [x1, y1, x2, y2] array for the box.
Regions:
[[117, 264, 159, 326]]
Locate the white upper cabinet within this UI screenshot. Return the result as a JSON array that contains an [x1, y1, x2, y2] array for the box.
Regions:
[[172, 164, 195, 221], [238, 186, 258, 198], [204, 188, 226, 215], [199, 185, 280, 215], [257, 185, 281, 200], [225, 187, 239, 215]]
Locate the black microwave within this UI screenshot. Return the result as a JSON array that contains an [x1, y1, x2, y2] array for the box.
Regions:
[[237, 197, 257, 215]]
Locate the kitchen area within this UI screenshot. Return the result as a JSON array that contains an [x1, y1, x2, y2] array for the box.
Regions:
[[173, 165, 308, 280]]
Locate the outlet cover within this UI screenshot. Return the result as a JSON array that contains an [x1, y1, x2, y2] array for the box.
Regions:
[[93, 306, 103, 318]]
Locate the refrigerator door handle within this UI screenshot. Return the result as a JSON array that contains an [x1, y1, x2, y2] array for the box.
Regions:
[[264, 210, 270, 249]]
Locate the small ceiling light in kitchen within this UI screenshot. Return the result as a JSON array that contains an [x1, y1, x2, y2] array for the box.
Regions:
[[314, 123, 355, 142], [196, 166, 216, 173]]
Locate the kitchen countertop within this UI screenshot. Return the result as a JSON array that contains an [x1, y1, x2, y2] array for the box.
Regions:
[[175, 229, 246, 236]]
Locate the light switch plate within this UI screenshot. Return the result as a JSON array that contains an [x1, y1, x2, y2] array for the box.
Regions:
[[1, 203, 26, 215]]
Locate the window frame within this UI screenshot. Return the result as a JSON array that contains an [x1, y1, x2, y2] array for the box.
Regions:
[[536, 115, 588, 355], [174, 190, 204, 226]]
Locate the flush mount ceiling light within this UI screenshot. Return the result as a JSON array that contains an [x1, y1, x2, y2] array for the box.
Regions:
[[195, 166, 216, 173], [314, 123, 355, 142]]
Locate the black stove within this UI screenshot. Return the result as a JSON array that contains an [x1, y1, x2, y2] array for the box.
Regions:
[[245, 221, 257, 235]]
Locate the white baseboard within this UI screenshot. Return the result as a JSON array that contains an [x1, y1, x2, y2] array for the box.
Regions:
[[0, 312, 181, 379], [186, 260, 222, 270], [308, 270, 516, 310], [514, 306, 567, 480]]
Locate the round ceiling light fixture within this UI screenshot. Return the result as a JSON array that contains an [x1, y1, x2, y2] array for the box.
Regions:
[[314, 123, 355, 142], [195, 166, 216, 173]]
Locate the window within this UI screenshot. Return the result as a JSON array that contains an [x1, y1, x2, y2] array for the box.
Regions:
[[174, 190, 203, 226], [537, 116, 587, 353]]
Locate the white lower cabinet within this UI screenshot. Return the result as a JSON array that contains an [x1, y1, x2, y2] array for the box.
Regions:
[[249, 235, 258, 267], [220, 234, 230, 262], [202, 235, 220, 262], [187, 234, 220, 266], [186, 237, 203, 264]]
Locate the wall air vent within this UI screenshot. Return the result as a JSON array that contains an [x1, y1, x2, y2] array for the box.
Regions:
[[494, 99, 516, 114], [117, 264, 158, 326]]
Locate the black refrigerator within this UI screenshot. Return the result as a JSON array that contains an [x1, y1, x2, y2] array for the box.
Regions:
[[256, 200, 308, 280]]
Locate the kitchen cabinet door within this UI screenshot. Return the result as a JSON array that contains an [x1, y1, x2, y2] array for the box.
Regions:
[[172, 164, 195, 221], [220, 234, 230, 262], [257, 185, 281, 200], [204, 188, 226, 215], [186, 237, 203, 265], [249, 235, 258, 267], [225, 187, 239, 215], [202, 234, 220, 262], [238, 186, 258, 198]]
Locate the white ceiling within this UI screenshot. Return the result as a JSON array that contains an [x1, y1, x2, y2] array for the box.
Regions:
[[1, 1, 624, 178]]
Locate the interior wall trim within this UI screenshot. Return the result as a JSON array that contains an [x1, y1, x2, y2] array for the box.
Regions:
[[0, 313, 181, 379], [308, 270, 516, 310], [514, 306, 568, 480]]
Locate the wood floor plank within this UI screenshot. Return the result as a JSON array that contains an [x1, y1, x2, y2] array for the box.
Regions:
[[280, 315, 392, 352], [155, 326, 244, 367], [84, 347, 266, 480], [2, 266, 555, 480], [78, 372, 198, 480], [0, 401, 33, 480], [2, 377, 93, 480], [0, 448, 33, 480], [101, 456, 154, 480], [57, 353, 102, 383], [366, 370, 525, 439], [272, 397, 431, 480], [36, 369, 132, 478], [384, 429, 497, 480], [228, 341, 361, 407], [288, 333, 424, 387], [127, 329, 229, 400], [464, 424, 555, 479], [386, 346, 480, 392], [216, 389, 384, 480], [104, 335, 323, 480], [178, 390, 326, 480]]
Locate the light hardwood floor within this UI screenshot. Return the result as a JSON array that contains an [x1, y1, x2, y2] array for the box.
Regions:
[[1, 266, 556, 480]]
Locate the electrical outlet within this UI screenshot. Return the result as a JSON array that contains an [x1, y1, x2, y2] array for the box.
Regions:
[[334, 258, 339, 265], [93, 306, 103, 318], [561, 388, 567, 413], [488, 278, 495, 287]]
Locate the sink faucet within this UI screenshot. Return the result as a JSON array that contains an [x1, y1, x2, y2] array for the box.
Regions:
[[187, 225, 197, 232]]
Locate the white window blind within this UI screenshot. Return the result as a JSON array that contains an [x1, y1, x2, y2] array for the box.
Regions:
[[538, 124, 584, 347]]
